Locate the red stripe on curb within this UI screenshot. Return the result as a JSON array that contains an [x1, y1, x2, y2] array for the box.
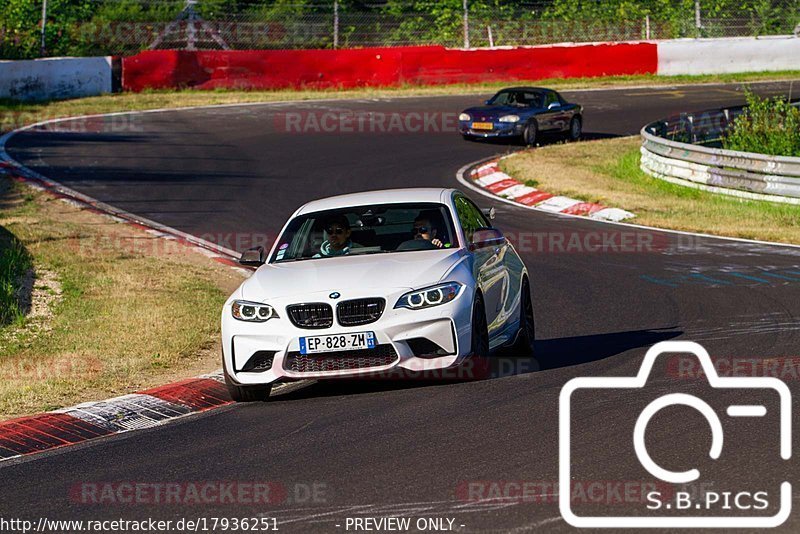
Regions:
[[561, 202, 605, 215], [486, 179, 520, 193], [0, 414, 112, 458], [140, 378, 232, 412], [515, 191, 554, 206], [471, 164, 500, 179]]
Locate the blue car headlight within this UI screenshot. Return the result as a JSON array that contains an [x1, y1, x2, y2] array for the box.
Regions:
[[498, 115, 520, 123], [395, 282, 462, 310], [459, 113, 471, 121]]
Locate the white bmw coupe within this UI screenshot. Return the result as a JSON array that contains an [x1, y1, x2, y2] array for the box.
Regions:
[[221, 188, 533, 401]]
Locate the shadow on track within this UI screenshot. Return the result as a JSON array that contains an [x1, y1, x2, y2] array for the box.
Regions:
[[270, 328, 681, 402], [462, 131, 621, 148]]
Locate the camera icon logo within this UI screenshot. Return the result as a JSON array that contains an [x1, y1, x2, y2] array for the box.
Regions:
[[559, 341, 792, 528]]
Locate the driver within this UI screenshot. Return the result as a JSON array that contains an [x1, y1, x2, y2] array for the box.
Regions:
[[316, 214, 356, 257], [412, 212, 445, 248]]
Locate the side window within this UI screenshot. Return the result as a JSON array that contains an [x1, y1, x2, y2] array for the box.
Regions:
[[525, 92, 542, 108], [454, 196, 490, 243]]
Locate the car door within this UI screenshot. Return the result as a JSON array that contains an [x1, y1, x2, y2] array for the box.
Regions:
[[454, 195, 510, 340], [541, 90, 564, 131]]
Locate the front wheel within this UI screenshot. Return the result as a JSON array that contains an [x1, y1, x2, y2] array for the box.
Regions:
[[568, 116, 582, 141], [460, 293, 491, 380], [224, 368, 273, 402], [511, 278, 535, 356], [471, 294, 489, 359], [522, 121, 538, 147]]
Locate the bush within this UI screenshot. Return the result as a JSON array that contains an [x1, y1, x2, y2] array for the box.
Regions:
[[723, 91, 800, 157]]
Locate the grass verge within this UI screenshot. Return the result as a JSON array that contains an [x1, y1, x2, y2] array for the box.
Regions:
[[0, 177, 243, 420], [3, 70, 800, 133], [500, 136, 800, 244]]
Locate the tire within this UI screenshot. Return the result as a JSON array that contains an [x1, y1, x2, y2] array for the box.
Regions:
[[461, 293, 491, 380], [471, 293, 490, 359], [511, 277, 535, 357], [224, 367, 272, 402], [568, 116, 582, 141], [522, 121, 538, 147], [462, 134, 472, 141]]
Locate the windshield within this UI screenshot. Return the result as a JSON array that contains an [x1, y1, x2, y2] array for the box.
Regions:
[[271, 202, 459, 263], [488, 89, 543, 108]]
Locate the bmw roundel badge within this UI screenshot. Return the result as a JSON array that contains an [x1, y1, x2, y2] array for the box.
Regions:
[[329, 292, 341, 299]]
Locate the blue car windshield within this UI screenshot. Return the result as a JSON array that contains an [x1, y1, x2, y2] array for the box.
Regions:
[[488, 90, 543, 108]]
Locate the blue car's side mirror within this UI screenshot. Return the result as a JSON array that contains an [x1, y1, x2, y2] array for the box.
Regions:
[[484, 99, 491, 105]]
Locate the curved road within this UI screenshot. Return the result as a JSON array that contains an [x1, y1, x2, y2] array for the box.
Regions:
[[2, 81, 800, 532]]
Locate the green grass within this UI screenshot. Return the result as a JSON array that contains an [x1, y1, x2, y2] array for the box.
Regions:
[[501, 136, 800, 244], [0, 178, 235, 418], [0, 228, 31, 326]]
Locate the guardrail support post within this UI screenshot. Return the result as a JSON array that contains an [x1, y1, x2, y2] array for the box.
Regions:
[[333, 0, 339, 49], [40, 0, 47, 56], [463, 0, 470, 49]]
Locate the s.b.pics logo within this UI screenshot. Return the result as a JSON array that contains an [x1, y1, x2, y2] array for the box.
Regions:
[[559, 341, 792, 528]]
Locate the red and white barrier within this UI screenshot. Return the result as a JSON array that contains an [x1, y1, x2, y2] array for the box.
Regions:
[[122, 43, 658, 91], [121, 36, 800, 92]]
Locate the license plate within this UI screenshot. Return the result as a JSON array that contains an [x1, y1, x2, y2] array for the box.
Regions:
[[299, 332, 376, 354], [471, 122, 493, 130]]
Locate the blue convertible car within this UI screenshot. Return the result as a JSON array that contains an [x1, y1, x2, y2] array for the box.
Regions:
[[459, 87, 583, 145]]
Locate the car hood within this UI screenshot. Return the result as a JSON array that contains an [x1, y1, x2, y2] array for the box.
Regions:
[[462, 105, 529, 121], [240, 249, 465, 300]]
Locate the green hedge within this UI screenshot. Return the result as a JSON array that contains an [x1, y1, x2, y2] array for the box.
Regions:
[[723, 91, 800, 158]]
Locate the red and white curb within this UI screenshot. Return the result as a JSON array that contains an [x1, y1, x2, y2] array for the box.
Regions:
[[469, 157, 635, 222], [0, 373, 312, 462], [0, 373, 229, 461]]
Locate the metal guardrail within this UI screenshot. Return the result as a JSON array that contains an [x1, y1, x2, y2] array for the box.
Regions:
[[640, 103, 800, 203]]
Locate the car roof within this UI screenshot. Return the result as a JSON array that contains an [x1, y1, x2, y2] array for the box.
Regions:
[[494, 86, 555, 94], [295, 188, 459, 215]]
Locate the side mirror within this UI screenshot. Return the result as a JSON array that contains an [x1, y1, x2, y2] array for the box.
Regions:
[[481, 207, 496, 220], [470, 227, 505, 251], [239, 246, 266, 267], [484, 99, 492, 105], [548, 102, 561, 110]]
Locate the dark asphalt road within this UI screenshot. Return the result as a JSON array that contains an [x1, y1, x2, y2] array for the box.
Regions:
[[3, 81, 800, 532]]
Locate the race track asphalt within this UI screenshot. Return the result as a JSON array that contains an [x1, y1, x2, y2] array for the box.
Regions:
[[2, 81, 800, 532]]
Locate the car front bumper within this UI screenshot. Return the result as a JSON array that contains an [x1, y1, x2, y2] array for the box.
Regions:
[[459, 121, 524, 138], [222, 288, 475, 385]]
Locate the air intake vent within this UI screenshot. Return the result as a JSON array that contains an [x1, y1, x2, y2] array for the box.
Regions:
[[337, 298, 385, 326], [287, 303, 334, 329], [240, 351, 276, 372], [284, 344, 397, 373]]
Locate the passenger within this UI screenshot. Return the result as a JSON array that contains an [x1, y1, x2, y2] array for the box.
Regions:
[[412, 212, 445, 248], [316, 214, 356, 257]]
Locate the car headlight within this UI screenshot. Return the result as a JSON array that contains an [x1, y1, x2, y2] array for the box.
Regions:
[[395, 282, 462, 310], [231, 300, 279, 322], [498, 115, 520, 123], [459, 113, 471, 121]]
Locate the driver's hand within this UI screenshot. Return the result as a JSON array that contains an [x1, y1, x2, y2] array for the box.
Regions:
[[432, 238, 443, 248]]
